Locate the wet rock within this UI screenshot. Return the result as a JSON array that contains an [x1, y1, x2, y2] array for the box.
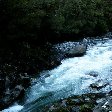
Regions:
[[87, 71, 99, 77], [13, 85, 25, 97], [96, 98, 105, 104], [54, 40, 87, 59], [5, 76, 10, 89], [90, 80, 109, 90], [108, 90, 112, 95], [0, 85, 25, 110], [71, 106, 80, 112], [93, 97, 112, 112], [41, 93, 109, 112], [65, 44, 87, 57]]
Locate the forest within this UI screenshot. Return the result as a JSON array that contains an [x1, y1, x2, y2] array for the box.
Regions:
[[0, 0, 112, 43]]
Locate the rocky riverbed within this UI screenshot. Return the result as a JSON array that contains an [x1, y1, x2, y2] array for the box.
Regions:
[[42, 91, 112, 112], [1, 33, 112, 111]]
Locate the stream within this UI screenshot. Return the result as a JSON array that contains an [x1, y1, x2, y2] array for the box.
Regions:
[[3, 34, 112, 112]]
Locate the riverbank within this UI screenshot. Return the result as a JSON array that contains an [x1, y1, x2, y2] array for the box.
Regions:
[[42, 91, 112, 112], [0, 42, 61, 110]]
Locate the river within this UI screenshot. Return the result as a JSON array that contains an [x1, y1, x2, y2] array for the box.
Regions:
[[3, 33, 112, 112]]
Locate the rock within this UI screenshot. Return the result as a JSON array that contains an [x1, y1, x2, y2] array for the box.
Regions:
[[41, 93, 110, 112], [49, 105, 57, 111], [65, 44, 87, 57], [13, 85, 25, 97], [87, 71, 98, 77], [0, 85, 25, 110], [61, 100, 67, 107], [0, 42, 62, 110], [90, 80, 109, 90], [71, 106, 80, 112], [54, 40, 87, 58], [0, 72, 6, 97], [93, 97, 112, 112], [5, 76, 10, 90], [19, 73, 31, 88], [96, 98, 105, 104], [0, 78, 5, 97], [108, 90, 112, 95]]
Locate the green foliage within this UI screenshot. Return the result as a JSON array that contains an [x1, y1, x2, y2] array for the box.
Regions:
[[0, 0, 112, 41]]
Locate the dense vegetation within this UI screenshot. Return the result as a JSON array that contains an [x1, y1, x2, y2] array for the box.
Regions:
[[0, 0, 112, 43]]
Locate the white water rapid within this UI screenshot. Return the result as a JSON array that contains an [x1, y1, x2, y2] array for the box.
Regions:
[[3, 35, 112, 112]]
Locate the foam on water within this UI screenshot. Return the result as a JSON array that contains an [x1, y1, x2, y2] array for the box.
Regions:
[[26, 38, 112, 103], [2, 104, 23, 112]]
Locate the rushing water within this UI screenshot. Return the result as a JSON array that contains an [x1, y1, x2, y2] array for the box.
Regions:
[[3, 34, 112, 112]]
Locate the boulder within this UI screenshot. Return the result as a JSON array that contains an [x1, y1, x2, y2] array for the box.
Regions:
[[65, 44, 87, 57], [90, 80, 109, 90], [54, 39, 87, 58], [87, 71, 99, 77]]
